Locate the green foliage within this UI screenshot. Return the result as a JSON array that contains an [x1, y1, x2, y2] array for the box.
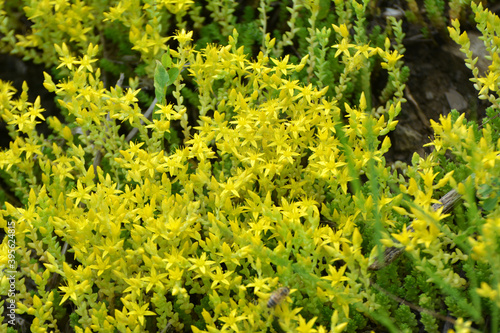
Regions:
[[69, 312, 81, 330], [395, 305, 418, 331], [154, 55, 179, 106], [420, 311, 440, 333], [403, 0, 473, 36], [0, 0, 499, 332], [424, 0, 447, 31]]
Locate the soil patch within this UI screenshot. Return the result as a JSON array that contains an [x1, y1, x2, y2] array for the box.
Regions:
[[387, 34, 489, 164]]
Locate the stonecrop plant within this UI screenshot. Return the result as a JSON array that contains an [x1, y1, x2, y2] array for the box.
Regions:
[[0, 0, 499, 332]]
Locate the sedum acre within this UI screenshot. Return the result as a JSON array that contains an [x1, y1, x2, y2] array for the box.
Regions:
[[0, 0, 499, 332]]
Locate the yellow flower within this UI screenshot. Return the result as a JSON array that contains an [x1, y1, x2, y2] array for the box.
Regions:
[[477, 71, 500, 95], [353, 44, 377, 59], [219, 309, 247, 332], [297, 315, 318, 333], [141, 266, 169, 293], [295, 83, 314, 103], [174, 29, 193, 44], [188, 252, 215, 275], [271, 55, 294, 76], [54, 43, 77, 70], [159, 0, 194, 14], [476, 282, 499, 303], [210, 267, 233, 289], [392, 224, 414, 251], [67, 180, 95, 206], [380, 50, 403, 69], [332, 38, 355, 58], [121, 299, 156, 326], [332, 23, 350, 38]]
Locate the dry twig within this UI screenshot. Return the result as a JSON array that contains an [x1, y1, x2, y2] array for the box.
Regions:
[[369, 188, 463, 270]]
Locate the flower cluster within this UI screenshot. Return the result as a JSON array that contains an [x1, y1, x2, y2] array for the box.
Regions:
[[0, 19, 412, 331], [0, 0, 499, 332]]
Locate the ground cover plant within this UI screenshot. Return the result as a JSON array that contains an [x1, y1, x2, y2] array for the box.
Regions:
[[0, 0, 499, 332]]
